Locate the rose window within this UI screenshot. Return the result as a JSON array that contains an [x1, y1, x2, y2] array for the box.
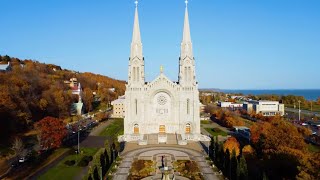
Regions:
[[157, 95, 167, 105]]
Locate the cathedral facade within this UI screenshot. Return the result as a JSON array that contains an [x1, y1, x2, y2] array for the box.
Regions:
[[120, 2, 207, 143]]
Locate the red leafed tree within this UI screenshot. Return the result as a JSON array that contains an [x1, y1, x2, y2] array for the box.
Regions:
[[35, 116, 67, 150]]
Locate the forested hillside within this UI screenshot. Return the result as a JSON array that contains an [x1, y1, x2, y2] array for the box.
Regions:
[[0, 55, 125, 144]]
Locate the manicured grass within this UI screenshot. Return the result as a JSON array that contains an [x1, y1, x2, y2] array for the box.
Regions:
[[201, 120, 211, 124], [99, 119, 124, 137], [205, 128, 228, 137], [308, 144, 320, 153], [38, 147, 98, 180]]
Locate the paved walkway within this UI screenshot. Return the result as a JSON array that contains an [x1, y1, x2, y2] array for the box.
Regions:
[[113, 143, 221, 180], [74, 119, 118, 180]]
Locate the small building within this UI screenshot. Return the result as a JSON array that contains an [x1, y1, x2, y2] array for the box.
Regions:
[[111, 95, 125, 118], [0, 62, 11, 72], [199, 102, 206, 113], [243, 100, 284, 116], [218, 101, 243, 110]]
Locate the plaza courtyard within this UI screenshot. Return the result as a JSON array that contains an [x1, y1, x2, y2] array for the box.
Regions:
[[113, 142, 222, 180]]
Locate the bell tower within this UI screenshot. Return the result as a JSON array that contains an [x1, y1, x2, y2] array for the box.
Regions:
[[178, 0, 196, 87], [128, 0, 145, 87]]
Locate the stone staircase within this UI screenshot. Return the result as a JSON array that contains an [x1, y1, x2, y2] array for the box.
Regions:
[[147, 134, 159, 144], [166, 134, 178, 144]]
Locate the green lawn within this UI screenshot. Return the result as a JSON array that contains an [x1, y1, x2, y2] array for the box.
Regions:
[[205, 128, 228, 137], [99, 118, 124, 137], [201, 120, 211, 124], [38, 147, 98, 180], [308, 144, 320, 153]]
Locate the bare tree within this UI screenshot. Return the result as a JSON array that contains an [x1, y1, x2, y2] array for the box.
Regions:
[[12, 137, 24, 157]]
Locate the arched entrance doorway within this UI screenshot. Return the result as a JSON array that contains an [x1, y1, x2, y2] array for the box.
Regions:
[[185, 123, 191, 134], [134, 124, 139, 134], [159, 125, 166, 134]]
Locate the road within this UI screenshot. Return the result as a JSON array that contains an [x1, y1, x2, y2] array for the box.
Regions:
[[285, 107, 320, 117]]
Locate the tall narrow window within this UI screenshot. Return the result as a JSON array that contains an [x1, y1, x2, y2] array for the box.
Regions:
[[135, 99, 138, 115], [137, 67, 140, 81], [133, 67, 136, 81], [184, 67, 187, 81], [188, 67, 191, 82], [187, 99, 190, 114]]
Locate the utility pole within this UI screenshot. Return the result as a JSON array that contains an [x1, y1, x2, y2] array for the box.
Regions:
[[78, 118, 80, 156], [298, 100, 301, 121]]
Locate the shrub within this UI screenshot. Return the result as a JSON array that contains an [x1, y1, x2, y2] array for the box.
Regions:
[[84, 155, 93, 162], [78, 159, 89, 167], [78, 155, 93, 167], [64, 160, 76, 166]]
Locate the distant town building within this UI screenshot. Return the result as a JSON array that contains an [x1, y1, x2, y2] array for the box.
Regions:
[[200, 113, 211, 121], [71, 83, 82, 95], [108, 88, 116, 92], [0, 62, 11, 72], [65, 78, 84, 115], [111, 95, 125, 118], [199, 102, 206, 113], [243, 100, 284, 116], [218, 101, 243, 109]]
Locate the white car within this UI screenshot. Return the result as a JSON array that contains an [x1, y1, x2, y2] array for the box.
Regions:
[[19, 157, 25, 163]]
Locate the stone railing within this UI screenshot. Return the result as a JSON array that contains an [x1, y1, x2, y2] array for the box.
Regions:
[[117, 134, 143, 142]]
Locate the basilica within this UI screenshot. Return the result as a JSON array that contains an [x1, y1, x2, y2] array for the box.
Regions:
[[119, 1, 209, 144]]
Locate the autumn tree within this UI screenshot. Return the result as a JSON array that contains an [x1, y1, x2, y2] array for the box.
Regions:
[[250, 118, 319, 179], [242, 145, 255, 158], [223, 137, 240, 157], [83, 87, 94, 112], [35, 116, 67, 150]]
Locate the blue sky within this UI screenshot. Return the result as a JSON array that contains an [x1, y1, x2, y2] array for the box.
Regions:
[[1, 0, 320, 89]]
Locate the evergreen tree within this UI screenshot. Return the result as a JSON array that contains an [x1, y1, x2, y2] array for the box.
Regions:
[[237, 155, 248, 180], [93, 166, 100, 180], [104, 149, 110, 168], [88, 174, 93, 180], [209, 137, 215, 159], [110, 146, 114, 163], [262, 171, 268, 180], [218, 143, 224, 169], [224, 149, 231, 178], [100, 153, 106, 177], [231, 149, 238, 180], [214, 140, 220, 164]]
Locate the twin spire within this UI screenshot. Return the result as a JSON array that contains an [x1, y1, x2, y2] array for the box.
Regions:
[[129, 0, 195, 85], [131, 0, 192, 50], [132, 1, 141, 44]]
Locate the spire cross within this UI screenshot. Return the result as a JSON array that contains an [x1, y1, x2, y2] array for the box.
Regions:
[[135, 0, 138, 7], [185, 0, 188, 7]]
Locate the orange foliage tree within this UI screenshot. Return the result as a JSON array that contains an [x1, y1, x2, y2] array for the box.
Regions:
[[223, 137, 240, 157], [35, 116, 67, 150], [250, 118, 320, 179]]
